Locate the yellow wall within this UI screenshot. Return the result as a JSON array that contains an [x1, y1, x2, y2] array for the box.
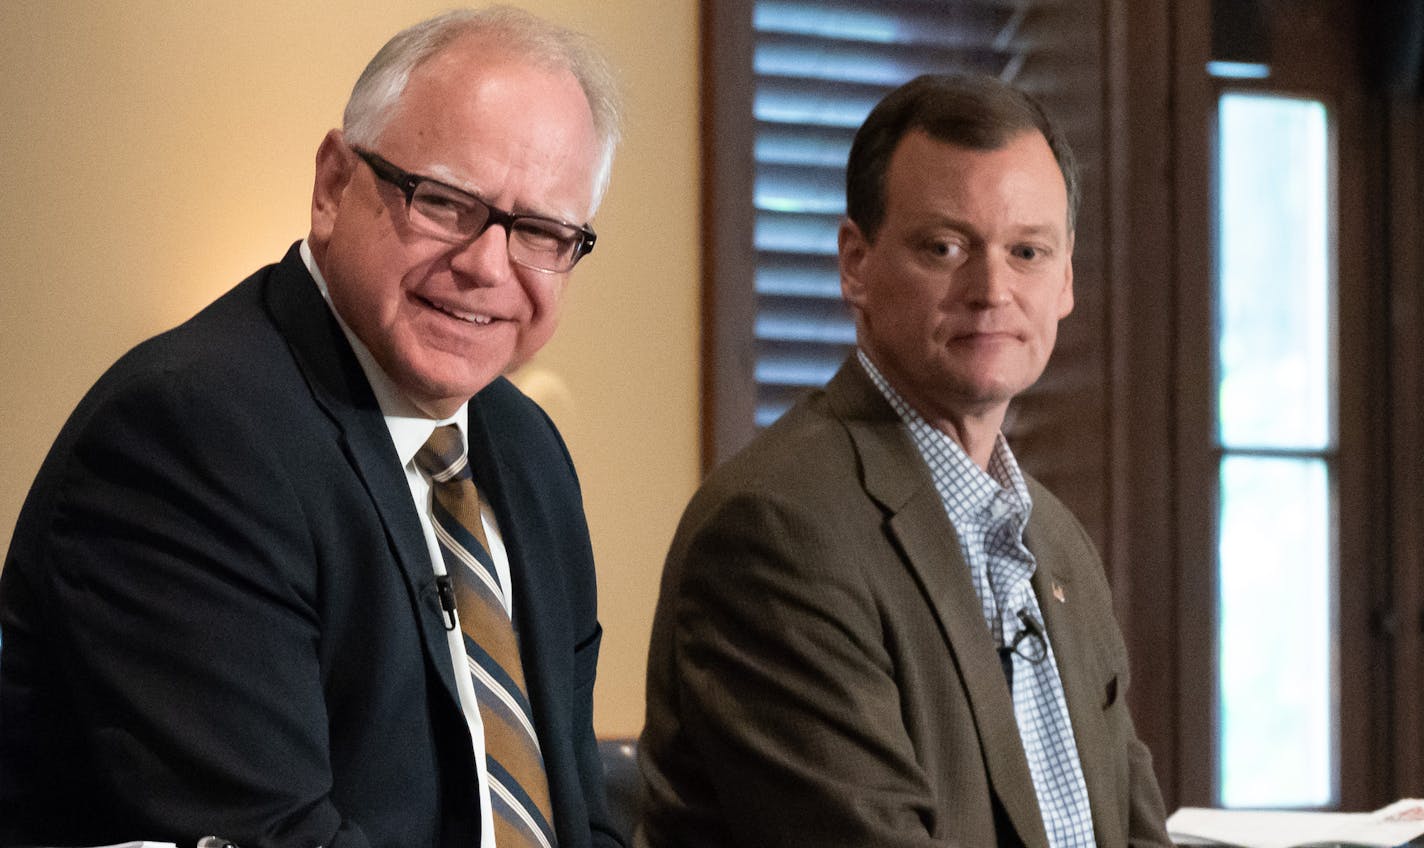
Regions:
[[0, 1, 700, 737]]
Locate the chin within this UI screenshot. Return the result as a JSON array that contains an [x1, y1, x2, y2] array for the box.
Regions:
[[401, 369, 499, 412]]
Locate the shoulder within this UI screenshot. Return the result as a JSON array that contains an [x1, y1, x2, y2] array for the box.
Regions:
[[1023, 474, 1100, 560], [714, 387, 854, 489], [472, 376, 557, 434], [469, 376, 574, 474], [95, 264, 303, 411], [11, 264, 332, 550], [668, 388, 884, 588]]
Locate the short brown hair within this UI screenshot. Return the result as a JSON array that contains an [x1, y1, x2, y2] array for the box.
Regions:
[[845, 73, 1079, 239]]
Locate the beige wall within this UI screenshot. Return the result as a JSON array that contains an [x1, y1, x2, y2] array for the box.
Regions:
[[0, 1, 700, 737]]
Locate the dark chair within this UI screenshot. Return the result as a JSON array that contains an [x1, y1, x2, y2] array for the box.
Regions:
[[598, 737, 643, 842]]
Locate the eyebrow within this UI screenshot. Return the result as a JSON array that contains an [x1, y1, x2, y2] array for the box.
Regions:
[[915, 216, 1065, 242], [1013, 223, 1066, 241], [421, 162, 582, 225], [422, 163, 481, 196]]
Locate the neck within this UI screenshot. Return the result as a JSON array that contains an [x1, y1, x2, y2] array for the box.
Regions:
[[930, 412, 1002, 471]]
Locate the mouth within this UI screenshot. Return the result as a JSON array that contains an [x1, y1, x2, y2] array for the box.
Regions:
[[954, 329, 1019, 342], [419, 294, 495, 326]]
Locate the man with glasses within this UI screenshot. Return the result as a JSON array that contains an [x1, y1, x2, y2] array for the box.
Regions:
[[639, 74, 1172, 847], [0, 8, 623, 848]]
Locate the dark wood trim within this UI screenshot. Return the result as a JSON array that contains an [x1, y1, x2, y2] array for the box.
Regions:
[[700, 0, 758, 473], [1169, 0, 1218, 809], [1387, 95, 1424, 799], [1332, 63, 1393, 816], [1103, 0, 1183, 810]]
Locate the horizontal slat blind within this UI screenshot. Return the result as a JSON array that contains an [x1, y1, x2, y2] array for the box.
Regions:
[[750, 0, 1043, 427]]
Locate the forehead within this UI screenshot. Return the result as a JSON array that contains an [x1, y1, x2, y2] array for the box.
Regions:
[[377, 35, 601, 215], [395, 37, 591, 137], [882, 129, 1068, 229]]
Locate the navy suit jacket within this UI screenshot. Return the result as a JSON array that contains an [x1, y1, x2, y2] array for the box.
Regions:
[[0, 244, 623, 848]]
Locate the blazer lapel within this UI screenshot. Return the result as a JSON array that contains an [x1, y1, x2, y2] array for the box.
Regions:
[[827, 360, 1050, 848], [460, 392, 533, 629], [261, 244, 463, 710], [1027, 504, 1124, 847], [460, 387, 566, 701]]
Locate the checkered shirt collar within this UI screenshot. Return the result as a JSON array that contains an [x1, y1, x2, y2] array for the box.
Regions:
[[855, 350, 1033, 529]]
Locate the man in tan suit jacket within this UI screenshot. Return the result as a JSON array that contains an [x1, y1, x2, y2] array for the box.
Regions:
[[637, 74, 1173, 847]]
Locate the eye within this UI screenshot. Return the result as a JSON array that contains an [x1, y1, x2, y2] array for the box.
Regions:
[[920, 237, 965, 263], [1011, 244, 1050, 262], [422, 195, 464, 212], [513, 221, 572, 250], [411, 185, 477, 223]]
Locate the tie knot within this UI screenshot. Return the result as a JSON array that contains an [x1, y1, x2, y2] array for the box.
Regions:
[[415, 424, 469, 482]]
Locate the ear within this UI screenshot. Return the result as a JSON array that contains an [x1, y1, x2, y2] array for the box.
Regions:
[[309, 129, 355, 251], [1057, 232, 1075, 319], [839, 218, 870, 309]]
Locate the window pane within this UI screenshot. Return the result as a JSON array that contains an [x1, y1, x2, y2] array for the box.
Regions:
[[1218, 456, 1335, 807], [1216, 93, 1332, 450]]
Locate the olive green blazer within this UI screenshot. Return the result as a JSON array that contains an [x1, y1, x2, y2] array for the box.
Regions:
[[638, 357, 1172, 848]]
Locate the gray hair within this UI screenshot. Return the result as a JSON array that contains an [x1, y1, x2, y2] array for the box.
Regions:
[[342, 6, 623, 211]]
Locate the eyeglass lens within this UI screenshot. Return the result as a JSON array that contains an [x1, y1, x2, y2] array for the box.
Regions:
[[408, 183, 582, 272]]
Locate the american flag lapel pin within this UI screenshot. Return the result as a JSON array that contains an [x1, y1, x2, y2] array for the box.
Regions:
[[1052, 581, 1066, 604]]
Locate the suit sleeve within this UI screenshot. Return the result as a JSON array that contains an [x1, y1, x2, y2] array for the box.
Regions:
[[572, 623, 627, 848], [664, 490, 959, 848], [1127, 727, 1174, 847], [31, 370, 372, 847]]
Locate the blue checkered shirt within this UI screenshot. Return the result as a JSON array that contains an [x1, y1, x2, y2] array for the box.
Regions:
[[858, 351, 1096, 848]]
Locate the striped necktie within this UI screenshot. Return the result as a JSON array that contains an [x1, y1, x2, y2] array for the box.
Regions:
[[416, 424, 558, 848]]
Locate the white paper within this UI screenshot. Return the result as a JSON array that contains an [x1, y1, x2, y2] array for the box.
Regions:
[[1168, 799, 1424, 848]]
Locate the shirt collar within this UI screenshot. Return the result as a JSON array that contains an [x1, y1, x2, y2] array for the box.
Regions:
[[299, 239, 468, 466], [856, 349, 1032, 527]]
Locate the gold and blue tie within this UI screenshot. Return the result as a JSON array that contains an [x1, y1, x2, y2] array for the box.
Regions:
[[416, 425, 557, 848]]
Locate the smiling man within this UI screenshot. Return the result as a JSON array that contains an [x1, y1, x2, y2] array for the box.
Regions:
[[638, 74, 1172, 848], [0, 8, 623, 848]]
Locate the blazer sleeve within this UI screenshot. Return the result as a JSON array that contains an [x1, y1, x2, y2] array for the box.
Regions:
[[573, 623, 627, 848], [13, 369, 373, 848], [660, 488, 960, 848]]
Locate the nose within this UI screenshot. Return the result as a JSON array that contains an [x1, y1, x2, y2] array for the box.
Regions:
[[958, 251, 1014, 308], [447, 223, 515, 286]]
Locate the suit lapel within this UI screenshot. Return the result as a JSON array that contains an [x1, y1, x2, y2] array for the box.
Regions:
[[461, 387, 567, 728], [461, 392, 534, 629], [1027, 503, 1123, 846], [827, 361, 1050, 848], [261, 244, 463, 710]]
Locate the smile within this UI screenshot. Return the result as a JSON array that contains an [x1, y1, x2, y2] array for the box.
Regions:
[[421, 295, 494, 326]]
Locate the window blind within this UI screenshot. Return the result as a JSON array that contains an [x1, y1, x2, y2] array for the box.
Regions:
[[749, 0, 1043, 427]]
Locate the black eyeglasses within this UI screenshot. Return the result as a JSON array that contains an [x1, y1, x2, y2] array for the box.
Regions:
[[351, 146, 596, 273], [1000, 609, 1048, 664]]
